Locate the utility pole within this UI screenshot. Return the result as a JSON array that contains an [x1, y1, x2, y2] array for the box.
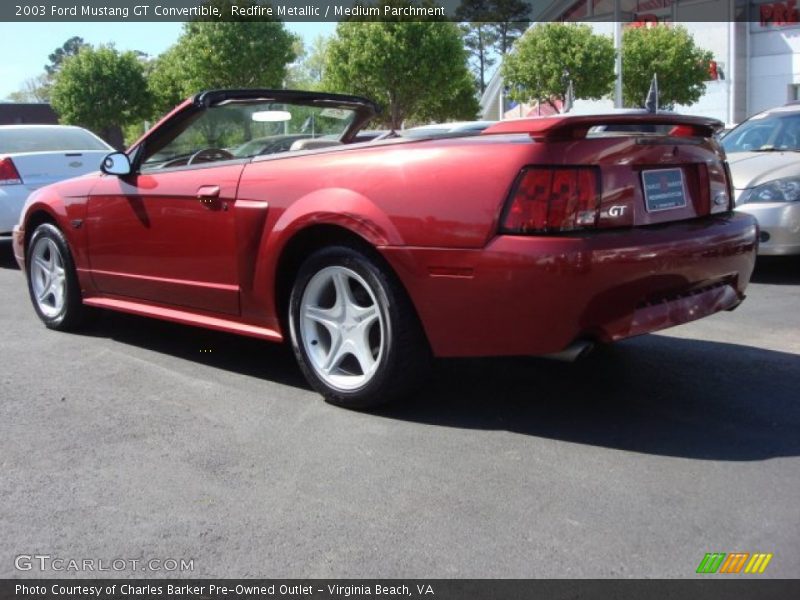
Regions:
[[614, 3, 623, 108]]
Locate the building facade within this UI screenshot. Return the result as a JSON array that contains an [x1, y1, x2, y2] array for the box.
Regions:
[[481, 0, 800, 125]]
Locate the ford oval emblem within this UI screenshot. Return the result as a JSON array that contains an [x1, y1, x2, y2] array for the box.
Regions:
[[68, 161, 83, 168]]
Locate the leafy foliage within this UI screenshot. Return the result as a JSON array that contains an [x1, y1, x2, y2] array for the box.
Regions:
[[622, 25, 713, 110], [6, 75, 51, 103], [502, 23, 615, 111], [50, 45, 152, 140], [489, 0, 530, 55], [147, 10, 296, 119], [146, 47, 189, 119], [456, 1, 499, 94], [324, 2, 479, 128], [285, 35, 330, 91], [456, 0, 530, 94], [6, 37, 90, 102], [45, 36, 89, 76]]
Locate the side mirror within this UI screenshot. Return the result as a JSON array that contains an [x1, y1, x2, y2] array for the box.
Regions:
[[101, 152, 131, 176]]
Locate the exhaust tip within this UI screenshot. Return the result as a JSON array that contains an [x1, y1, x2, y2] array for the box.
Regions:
[[543, 340, 595, 362]]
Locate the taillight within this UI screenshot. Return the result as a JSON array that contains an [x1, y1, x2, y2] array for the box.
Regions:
[[668, 124, 705, 137], [0, 157, 22, 185], [500, 166, 600, 233]]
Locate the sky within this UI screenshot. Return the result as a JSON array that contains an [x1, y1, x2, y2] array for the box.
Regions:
[[0, 21, 336, 99]]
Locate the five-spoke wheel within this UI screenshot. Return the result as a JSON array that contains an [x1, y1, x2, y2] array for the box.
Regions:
[[26, 223, 88, 330], [289, 245, 431, 408], [300, 266, 386, 391], [30, 236, 67, 319]]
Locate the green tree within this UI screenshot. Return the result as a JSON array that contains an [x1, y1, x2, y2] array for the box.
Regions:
[[622, 25, 713, 110], [456, 1, 499, 95], [45, 36, 89, 76], [285, 34, 330, 91], [324, 2, 479, 129], [412, 71, 481, 124], [148, 17, 295, 108], [502, 23, 615, 112], [50, 45, 152, 143], [7, 75, 51, 103], [147, 47, 189, 119], [9, 36, 92, 103], [489, 0, 530, 55]]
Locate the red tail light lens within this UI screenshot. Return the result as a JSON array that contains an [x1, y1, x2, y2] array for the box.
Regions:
[[668, 124, 706, 137], [0, 157, 22, 185], [501, 167, 600, 233]]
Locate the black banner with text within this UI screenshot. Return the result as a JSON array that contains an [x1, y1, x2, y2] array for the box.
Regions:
[[0, 0, 778, 23], [2, 579, 800, 600]]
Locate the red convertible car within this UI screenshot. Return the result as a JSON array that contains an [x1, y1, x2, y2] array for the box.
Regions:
[[14, 89, 757, 408]]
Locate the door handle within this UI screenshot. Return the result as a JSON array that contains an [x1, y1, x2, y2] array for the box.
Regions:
[[197, 185, 221, 208]]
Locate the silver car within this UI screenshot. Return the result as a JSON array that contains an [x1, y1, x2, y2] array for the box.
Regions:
[[722, 105, 800, 255], [0, 125, 113, 234]]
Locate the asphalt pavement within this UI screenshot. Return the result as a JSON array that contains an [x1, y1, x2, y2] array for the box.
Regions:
[[1, 238, 798, 578]]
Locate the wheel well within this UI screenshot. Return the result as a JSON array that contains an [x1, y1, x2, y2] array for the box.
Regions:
[[24, 210, 57, 251], [275, 223, 429, 333], [275, 225, 379, 326]]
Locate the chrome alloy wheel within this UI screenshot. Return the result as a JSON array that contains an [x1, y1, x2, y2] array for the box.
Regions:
[[299, 265, 386, 391], [30, 236, 67, 318]]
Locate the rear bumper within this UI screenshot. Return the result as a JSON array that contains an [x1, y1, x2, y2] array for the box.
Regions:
[[381, 212, 758, 357]]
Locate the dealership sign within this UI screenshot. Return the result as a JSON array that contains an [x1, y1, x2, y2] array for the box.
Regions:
[[759, 0, 800, 26]]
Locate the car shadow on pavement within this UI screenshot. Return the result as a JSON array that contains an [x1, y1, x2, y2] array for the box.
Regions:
[[3, 239, 797, 461], [375, 335, 800, 462], [0, 239, 19, 270], [84, 307, 800, 462], [82, 310, 312, 391], [750, 255, 800, 285]]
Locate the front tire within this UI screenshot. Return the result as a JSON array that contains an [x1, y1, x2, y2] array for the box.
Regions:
[[26, 223, 89, 331], [289, 245, 431, 408]]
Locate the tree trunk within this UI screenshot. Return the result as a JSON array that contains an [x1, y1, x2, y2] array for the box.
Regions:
[[101, 125, 125, 151], [478, 26, 486, 95], [389, 91, 402, 130]]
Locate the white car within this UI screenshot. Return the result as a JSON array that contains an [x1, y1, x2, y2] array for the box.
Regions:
[[722, 105, 800, 255], [0, 125, 113, 234]]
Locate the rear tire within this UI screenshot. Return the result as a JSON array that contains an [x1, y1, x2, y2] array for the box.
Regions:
[[289, 245, 431, 409], [26, 223, 90, 331]]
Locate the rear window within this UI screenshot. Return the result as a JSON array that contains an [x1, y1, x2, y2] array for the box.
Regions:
[[0, 127, 109, 153]]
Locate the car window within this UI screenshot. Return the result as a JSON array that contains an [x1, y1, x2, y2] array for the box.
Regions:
[[722, 113, 800, 153], [140, 101, 357, 171], [0, 127, 110, 153]]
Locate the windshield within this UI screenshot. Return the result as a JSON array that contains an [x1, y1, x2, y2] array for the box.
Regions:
[[0, 127, 110, 153], [721, 112, 800, 153], [142, 101, 357, 169]]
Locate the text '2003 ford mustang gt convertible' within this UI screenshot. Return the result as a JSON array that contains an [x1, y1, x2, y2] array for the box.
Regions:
[[13, 89, 757, 408]]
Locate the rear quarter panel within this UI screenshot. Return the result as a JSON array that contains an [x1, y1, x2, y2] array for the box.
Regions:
[[237, 136, 537, 250]]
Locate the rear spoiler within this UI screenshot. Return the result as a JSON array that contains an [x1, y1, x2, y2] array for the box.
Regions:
[[481, 114, 724, 141]]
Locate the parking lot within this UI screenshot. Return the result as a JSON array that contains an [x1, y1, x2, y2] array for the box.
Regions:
[[1, 238, 798, 578]]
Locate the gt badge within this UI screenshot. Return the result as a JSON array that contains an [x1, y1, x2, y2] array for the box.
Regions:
[[608, 205, 627, 217]]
